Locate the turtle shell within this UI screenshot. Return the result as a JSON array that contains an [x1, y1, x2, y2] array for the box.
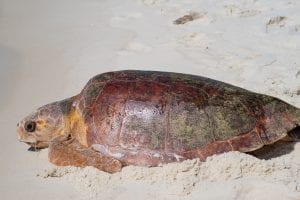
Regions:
[[74, 70, 300, 166]]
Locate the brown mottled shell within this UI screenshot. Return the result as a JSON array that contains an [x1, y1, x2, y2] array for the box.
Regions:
[[74, 70, 300, 166]]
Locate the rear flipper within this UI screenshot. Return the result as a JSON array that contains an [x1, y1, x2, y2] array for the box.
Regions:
[[287, 126, 300, 141], [48, 135, 122, 173]]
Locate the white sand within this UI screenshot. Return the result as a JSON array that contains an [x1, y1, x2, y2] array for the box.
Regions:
[[39, 142, 300, 200], [0, 0, 299, 199]]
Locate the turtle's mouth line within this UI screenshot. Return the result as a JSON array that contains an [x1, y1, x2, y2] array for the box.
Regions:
[[26, 142, 37, 146], [28, 146, 42, 152], [24, 141, 48, 149], [26, 142, 47, 151]]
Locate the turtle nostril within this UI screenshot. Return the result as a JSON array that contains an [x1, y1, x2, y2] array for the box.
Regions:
[[24, 121, 36, 132]]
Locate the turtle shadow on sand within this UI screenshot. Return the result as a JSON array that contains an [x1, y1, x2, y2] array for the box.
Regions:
[[249, 140, 296, 160], [249, 126, 300, 160]]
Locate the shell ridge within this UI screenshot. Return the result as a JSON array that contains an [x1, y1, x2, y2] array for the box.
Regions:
[[203, 107, 215, 142], [115, 84, 131, 147], [92, 82, 109, 140], [164, 90, 172, 154]]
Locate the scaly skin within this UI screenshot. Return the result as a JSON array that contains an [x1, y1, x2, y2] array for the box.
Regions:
[[48, 135, 122, 173]]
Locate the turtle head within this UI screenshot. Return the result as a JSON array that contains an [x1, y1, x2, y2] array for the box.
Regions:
[[17, 98, 73, 149]]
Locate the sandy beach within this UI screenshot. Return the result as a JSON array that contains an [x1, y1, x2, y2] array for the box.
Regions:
[[0, 0, 300, 199]]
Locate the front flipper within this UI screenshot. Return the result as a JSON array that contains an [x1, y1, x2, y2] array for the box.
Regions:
[[48, 136, 122, 173]]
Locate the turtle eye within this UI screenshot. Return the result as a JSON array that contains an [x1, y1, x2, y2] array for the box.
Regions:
[[24, 121, 36, 132]]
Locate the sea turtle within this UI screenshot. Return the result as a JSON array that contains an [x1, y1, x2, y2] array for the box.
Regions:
[[17, 70, 300, 173]]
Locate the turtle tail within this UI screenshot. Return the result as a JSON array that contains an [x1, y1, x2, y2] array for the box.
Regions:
[[288, 126, 300, 140], [287, 105, 300, 140]]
